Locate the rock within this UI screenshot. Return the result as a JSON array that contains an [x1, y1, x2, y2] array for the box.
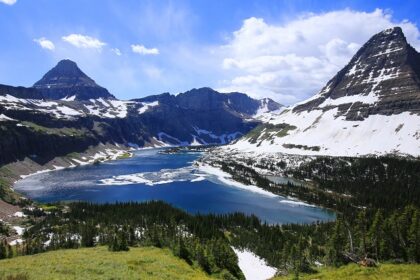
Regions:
[[358, 257, 377, 267]]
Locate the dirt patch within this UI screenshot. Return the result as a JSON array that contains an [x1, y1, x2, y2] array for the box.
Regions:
[[0, 199, 21, 221]]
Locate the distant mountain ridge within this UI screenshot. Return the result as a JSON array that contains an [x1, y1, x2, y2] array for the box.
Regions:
[[227, 27, 420, 157], [0, 60, 282, 165]]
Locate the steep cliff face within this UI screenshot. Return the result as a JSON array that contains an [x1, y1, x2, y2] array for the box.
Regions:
[[33, 59, 115, 100], [227, 27, 420, 157], [134, 88, 269, 145]]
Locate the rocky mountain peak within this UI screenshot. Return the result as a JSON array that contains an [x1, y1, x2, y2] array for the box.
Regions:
[[33, 59, 115, 101], [293, 26, 420, 119], [176, 87, 282, 116]]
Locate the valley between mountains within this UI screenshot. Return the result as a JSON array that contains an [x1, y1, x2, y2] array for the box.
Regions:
[[0, 27, 419, 280]]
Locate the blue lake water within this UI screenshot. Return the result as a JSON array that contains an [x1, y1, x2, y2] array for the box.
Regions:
[[15, 149, 334, 224]]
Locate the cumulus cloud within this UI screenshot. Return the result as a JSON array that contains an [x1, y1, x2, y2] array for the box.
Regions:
[[0, 0, 16, 5], [111, 48, 122, 56], [131, 44, 160, 55], [33, 37, 55, 51], [218, 9, 420, 104], [62, 34, 106, 50]]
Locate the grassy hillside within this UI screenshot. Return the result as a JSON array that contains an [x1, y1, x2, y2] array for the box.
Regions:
[[273, 263, 420, 280], [0, 246, 214, 280]]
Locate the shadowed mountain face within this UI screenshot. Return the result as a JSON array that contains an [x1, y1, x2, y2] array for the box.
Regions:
[[131, 88, 282, 145], [294, 27, 420, 120], [33, 59, 115, 101]]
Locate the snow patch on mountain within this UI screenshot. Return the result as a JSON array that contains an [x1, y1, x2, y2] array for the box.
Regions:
[[138, 101, 159, 114], [0, 114, 16, 121], [193, 127, 243, 144], [229, 109, 420, 156], [61, 95, 76, 101], [253, 98, 285, 121]]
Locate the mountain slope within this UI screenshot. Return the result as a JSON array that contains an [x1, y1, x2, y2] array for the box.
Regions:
[[228, 27, 420, 157]]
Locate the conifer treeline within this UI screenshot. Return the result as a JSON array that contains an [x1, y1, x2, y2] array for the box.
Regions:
[[217, 156, 420, 218]]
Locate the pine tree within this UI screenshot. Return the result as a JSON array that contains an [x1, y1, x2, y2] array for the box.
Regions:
[[290, 245, 300, 280], [118, 229, 129, 251], [0, 240, 6, 259], [110, 235, 117, 251], [128, 225, 136, 246], [408, 209, 420, 262], [368, 209, 384, 261], [197, 247, 212, 274], [178, 238, 192, 264], [355, 210, 368, 256], [7, 244, 13, 258], [81, 222, 95, 247], [327, 218, 346, 266]]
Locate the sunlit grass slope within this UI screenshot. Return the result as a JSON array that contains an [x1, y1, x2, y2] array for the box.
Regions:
[[0, 246, 214, 280]]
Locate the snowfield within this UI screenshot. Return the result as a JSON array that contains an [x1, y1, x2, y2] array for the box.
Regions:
[[228, 108, 420, 157], [233, 248, 277, 280]]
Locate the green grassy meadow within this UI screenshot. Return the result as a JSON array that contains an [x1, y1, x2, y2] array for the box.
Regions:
[[0, 246, 214, 280]]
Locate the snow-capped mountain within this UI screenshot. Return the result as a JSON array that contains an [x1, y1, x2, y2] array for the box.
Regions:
[[227, 27, 420, 157], [0, 61, 281, 165]]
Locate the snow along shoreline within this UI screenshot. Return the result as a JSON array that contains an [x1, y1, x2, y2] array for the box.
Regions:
[[197, 163, 278, 198], [4, 144, 138, 191], [196, 163, 316, 207], [12, 146, 317, 209]]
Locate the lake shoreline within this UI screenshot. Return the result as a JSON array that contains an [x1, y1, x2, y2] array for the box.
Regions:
[[15, 148, 334, 225]]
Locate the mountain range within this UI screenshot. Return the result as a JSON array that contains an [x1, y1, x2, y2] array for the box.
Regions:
[[1, 26, 419, 170], [0, 61, 281, 166], [228, 27, 420, 157]]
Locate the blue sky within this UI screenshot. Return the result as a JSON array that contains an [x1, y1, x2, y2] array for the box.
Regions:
[[1, 0, 420, 104]]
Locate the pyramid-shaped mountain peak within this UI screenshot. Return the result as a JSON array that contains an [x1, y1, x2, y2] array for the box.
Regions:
[[52, 59, 88, 77], [293, 26, 420, 119], [33, 59, 115, 100]]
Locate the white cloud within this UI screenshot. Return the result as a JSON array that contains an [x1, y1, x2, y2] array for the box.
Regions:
[[131, 44, 160, 55], [0, 0, 16, 5], [62, 34, 106, 50], [218, 9, 420, 104], [111, 48, 122, 56], [33, 37, 55, 51]]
